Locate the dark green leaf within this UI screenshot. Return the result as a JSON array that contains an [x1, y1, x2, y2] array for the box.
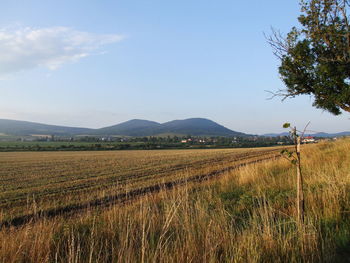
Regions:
[[283, 123, 291, 128]]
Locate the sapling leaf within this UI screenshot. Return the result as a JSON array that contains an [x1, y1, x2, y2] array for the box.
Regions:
[[283, 123, 291, 128]]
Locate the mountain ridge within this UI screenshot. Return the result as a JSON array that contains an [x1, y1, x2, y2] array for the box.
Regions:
[[0, 118, 246, 137], [0, 119, 93, 136]]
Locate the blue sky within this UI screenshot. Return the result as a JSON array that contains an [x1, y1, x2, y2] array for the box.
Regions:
[[0, 0, 348, 134]]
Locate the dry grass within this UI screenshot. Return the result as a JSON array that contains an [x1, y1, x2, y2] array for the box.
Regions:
[[0, 140, 349, 262]]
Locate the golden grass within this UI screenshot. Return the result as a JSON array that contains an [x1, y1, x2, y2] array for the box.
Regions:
[[0, 140, 349, 262]]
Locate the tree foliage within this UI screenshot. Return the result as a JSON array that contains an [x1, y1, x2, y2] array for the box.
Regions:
[[268, 0, 350, 115]]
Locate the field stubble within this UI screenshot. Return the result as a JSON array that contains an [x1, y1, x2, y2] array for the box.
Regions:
[[0, 147, 280, 225], [1, 140, 349, 262]]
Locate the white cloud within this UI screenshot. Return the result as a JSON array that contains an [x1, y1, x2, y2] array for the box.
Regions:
[[0, 26, 124, 74]]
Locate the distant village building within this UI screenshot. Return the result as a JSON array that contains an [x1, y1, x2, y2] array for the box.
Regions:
[[302, 136, 316, 143]]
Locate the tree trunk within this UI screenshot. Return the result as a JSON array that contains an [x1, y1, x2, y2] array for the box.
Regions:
[[296, 136, 305, 224]]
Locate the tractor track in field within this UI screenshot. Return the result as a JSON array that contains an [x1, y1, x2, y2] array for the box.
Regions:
[[0, 150, 281, 229], [0, 150, 278, 208]]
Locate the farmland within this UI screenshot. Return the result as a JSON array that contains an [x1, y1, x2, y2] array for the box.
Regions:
[[1, 140, 350, 262], [0, 147, 280, 224]]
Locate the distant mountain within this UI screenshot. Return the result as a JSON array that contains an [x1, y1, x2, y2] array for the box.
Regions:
[[0, 119, 92, 136], [308, 132, 350, 137], [0, 118, 246, 137], [262, 132, 290, 137], [262, 131, 350, 138], [94, 118, 244, 137], [94, 119, 163, 137], [161, 118, 245, 136], [2, 118, 348, 138]]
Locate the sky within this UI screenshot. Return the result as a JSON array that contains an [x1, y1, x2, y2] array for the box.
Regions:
[[0, 0, 349, 134]]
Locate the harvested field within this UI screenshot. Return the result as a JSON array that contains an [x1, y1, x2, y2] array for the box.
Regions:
[[0, 147, 281, 225], [1, 141, 350, 262]]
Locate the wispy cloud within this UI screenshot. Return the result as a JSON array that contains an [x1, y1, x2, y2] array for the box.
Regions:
[[0, 26, 124, 74]]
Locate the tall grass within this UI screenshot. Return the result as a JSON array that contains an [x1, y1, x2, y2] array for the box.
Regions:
[[0, 139, 349, 262]]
